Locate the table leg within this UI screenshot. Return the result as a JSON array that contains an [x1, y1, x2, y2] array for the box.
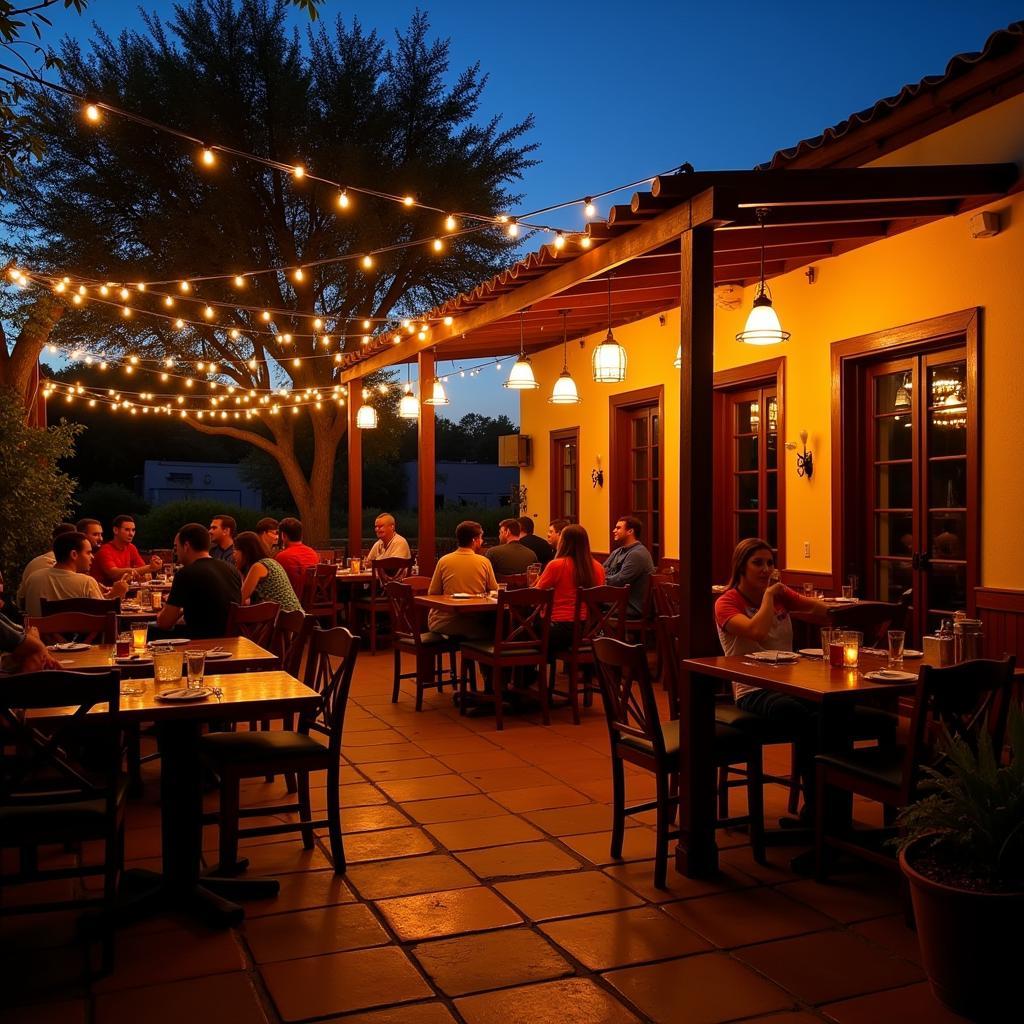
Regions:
[[675, 667, 719, 878]]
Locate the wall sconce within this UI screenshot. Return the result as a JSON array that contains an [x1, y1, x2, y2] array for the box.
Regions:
[[591, 454, 604, 488], [785, 430, 813, 479]]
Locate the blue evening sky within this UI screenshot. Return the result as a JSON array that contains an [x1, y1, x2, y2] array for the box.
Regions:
[[39, 0, 1022, 422]]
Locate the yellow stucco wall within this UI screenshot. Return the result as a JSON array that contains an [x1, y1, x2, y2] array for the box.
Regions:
[[520, 94, 1024, 588]]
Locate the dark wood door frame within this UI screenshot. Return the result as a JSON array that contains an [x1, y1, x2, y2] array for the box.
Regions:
[[549, 427, 580, 523], [712, 357, 786, 580], [609, 385, 665, 559], [830, 308, 980, 607]]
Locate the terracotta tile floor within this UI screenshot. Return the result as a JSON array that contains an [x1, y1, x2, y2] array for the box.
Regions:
[[2, 649, 965, 1023]]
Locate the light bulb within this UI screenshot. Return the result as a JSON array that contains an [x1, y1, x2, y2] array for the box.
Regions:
[[175, 318, 185, 329], [201, 147, 215, 166], [584, 198, 596, 218], [402, 195, 415, 207], [313, 317, 322, 329], [445, 214, 457, 231], [443, 316, 453, 326], [293, 267, 304, 282], [121, 306, 132, 317], [164, 295, 174, 307], [554, 232, 566, 250], [85, 103, 101, 122], [203, 305, 215, 319], [362, 254, 374, 270], [179, 281, 190, 293], [99, 285, 109, 296], [338, 189, 350, 209], [580, 235, 592, 249], [362, 319, 371, 329], [136, 282, 146, 292], [293, 164, 305, 178], [507, 220, 519, 238], [164, 358, 174, 368], [432, 238, 444, 252], [292, 358, 301, 368], [119, 287, 129, 300], [233, 275, 245, 288]]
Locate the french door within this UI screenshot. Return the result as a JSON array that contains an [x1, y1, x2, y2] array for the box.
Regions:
[[550, 428, 579, 523], [611, 388, 663, 563], [728, 385, 780, 558], [866, 346, 972, 637]]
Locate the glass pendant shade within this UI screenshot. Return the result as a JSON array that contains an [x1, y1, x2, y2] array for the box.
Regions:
[[593, 328, 627, 383], [355, 403, 378, 429], [736, 293, 790, 345], [504, 355, 539, 390], [398, 391, 419, 418], [549, 369, 580, 404], [673, 345, 681, 369], [423, 377, 449, 406]]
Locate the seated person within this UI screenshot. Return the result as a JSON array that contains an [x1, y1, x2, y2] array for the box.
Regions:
[[535, 524, 605, 656], [0, 615, 62, 673], [546, 518, 568, 554], [427, 521, 497, 640], [485, 518, 536, 576], [255, 517, 280, 554], [365, 513, 412, 567], [234, 531, 301, 612], [208, 514, 237, 563], [16, 522, 78, 605], [22, 531, 129, 616], [274, 517, 319, 595], [155, 523, 242, 638], [603, 515, 654, 617], [91, 514, 162, 585], [76, 517, 105, 554], [518, 516, 554, 567], [715, 538, 830, 821]]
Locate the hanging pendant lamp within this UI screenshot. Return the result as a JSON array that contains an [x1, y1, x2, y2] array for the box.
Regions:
[[592, 274, 627, 383], [423, 376, 449, 406], [398, 364, 419, 418], [504, 312, 539, 389], [736, 208, 790, 346], [549, 310, 581, 404], [355, 403, 378, 429]]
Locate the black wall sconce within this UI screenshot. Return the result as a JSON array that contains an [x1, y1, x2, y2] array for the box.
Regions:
[[591, 454, 604, 488], [785, 430, 813, 479]]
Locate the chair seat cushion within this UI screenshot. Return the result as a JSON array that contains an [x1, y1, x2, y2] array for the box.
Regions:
[[200, 729, 326, 763], [460, 641, 541, 658], [0, 778, 127, 843], [816, 745, 905, 789], [619, 720, 753, 760]]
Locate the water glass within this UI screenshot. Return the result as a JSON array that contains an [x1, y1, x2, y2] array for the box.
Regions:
[[841, 585, 854, 600], [185, 649, 207, 689], [820, 627, 836, 661], [888, 630, 906, 667], [152, 647, 183, 685], [526, 563, 541, 587], [132, 623, 149, 650], [847, 574, 859, 596], [803, 582, 814, 598]]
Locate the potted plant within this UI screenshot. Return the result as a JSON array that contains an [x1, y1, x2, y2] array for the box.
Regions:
[[896, 705, 1024, 1020]]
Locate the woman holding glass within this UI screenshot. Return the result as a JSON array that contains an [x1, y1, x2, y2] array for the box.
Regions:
[[233, 531, 302, 612]]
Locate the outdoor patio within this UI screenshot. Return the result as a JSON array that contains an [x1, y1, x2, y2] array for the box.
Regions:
[[3, 651, 965, 1024]]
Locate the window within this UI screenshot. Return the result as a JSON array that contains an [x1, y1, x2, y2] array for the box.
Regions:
[[550, 428, 579, 523], [611, 387, 664, 563]]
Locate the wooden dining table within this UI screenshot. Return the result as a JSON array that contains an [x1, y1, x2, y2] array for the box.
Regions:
[[49, 636, 279, 678], [30, 670, 320, 927], [675, 649, 925, 879]]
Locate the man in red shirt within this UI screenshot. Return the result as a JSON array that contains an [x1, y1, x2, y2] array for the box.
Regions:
[[91, 514, 163, 585], [274, 517, 318, 596]]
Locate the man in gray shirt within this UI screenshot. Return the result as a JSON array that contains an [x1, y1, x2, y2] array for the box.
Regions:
[[485, 518, 537, 576], [603, 515, 655, 617]]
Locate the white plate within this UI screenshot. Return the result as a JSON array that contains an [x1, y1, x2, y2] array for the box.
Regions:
[[451, 593, 475, 599], [830, 597, 858, 604], [149, 638, 190, 647], [798, 648, 824, 658], [864, 669, 917, 682], [155, 687, 212, 701], [49, 642, 90, 652], [902, 649, 924, 658], [746, 650, 800, 663], [202, 650, 232, 660]]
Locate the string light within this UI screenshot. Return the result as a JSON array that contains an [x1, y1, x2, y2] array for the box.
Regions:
[[179, 281, 191, 293], [233, 275, 245, 288], [361, 255, 374, 270], [445, 214, 457, 231], [292, 164, 305, 179], [584, 198, 596, 218], [432, 238, 444, 253], [338, 189, 350, 209], [84, 102, 101, 122], [200, 147, 215, 166]]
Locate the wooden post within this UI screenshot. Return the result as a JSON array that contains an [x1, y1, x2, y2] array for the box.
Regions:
[[347, 377, 363, 559], [676, 222, 719, 878], [417, 351, 437, 573]]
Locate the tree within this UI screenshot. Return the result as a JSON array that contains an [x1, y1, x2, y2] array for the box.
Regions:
[[4, 0, 534, 541], [0, 385, 80, 581]]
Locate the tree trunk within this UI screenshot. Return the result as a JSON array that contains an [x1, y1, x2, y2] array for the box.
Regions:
[[0, 294, 65, 413]]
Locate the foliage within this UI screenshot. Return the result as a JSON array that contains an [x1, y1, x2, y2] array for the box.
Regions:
[[357, 503, 507, 540], [75, 481, 149, 526], [0, 385, 80, 579], [398, 412, 519, 464], [896, 704, 1024, 888], [132, 498, 286, 549]]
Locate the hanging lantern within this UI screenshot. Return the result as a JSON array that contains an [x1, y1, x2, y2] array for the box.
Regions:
[[356, 403, 378, 429], [398, 389, 419, 419], [736, 208, 790, 346], [504, 312, 540, 390], [549, 311, 581, 404], [423, 376, 449, 406], [592, 274, 626, 383]]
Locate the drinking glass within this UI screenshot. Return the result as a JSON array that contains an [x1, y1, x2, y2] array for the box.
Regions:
[[350, 556, 362, 573], [132, 623, 149, 650], [803, 582, 814, 598], [820, 627, 836, 661], [526, 563, 541, 587], [847, 574, 859, 596], [841, 585, 854, 600], [120, 679, 145, 696], [116, 632, 132, 658], [841, 630, 862, 669], [152, 648, 183, 685], [185, 649, 207, 689], [888, 630, 906, 667]]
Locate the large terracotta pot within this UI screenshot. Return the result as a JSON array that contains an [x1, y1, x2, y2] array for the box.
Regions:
[[900, 843, 1024, 1020]]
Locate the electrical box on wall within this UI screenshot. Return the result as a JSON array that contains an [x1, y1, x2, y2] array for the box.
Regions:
[[498, 434, 531, 467]]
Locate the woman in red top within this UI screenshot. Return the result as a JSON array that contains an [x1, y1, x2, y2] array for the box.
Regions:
[[535, 524, 606, 655]]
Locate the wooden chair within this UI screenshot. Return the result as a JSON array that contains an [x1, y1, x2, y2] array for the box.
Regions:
[[225, 601, 280, 650], [548, 585, 628, 724], [815, 656, 1016, 879], [301, 563, 339, 628], [592, 637, 765, 889], [651, 579, 681, 618], [459, 588, 553, 731], [317, 549, 337, 563], [495, 572, 529, 590], [26, 612, 118, 645], [386, 580, 459, 710], [40, 597, 121, 616], [0, 670, 126, 974], [200, 626, 359, 875], [355, 557, 413, 654], [272, 609, 314, 677]]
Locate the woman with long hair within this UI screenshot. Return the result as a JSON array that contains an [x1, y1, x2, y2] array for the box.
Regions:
[[233, 530, 302, 612], [535, 524, 605, 654]]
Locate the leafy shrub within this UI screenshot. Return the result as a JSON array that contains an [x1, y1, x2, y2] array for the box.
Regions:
[[75, 482, 150, 529], [133, 501, 286, 550]]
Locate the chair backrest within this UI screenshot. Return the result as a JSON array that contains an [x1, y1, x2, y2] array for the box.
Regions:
[[224, 601, 280, 649], [656, 615, 682, 720], [493, 587, 553, 656], [651, 578, 681, 618], [386, 580, 432, 644], [301, 564, 338, 614], [370, 557, 414, 596], [272, 609, 313, 676], [592, 637, 666, 759], [26, 612, 118, 645], [573, 585, 629, 647], [301, 626, 359, 755], [0, 670, 122, 821], [317, 549, 337, 563], [40, 597, 122, 616], [902, 656, 1017, 798], [496, 572, 529, 590], [828, 600, 903, 647]]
